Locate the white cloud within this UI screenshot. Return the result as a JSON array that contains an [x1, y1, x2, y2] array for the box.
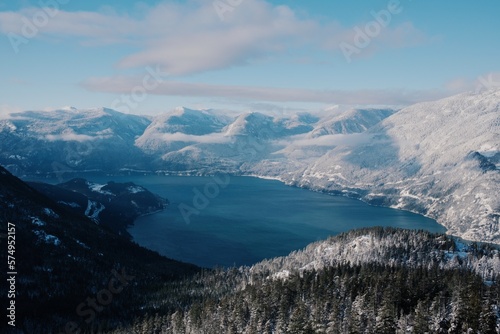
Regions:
[[156, 132, 231, 144], [44, 129, 112, 142], [444, 72, 500, 94], [283, 133, 374, 147], [0, 105, 21, 119], [0, 0, 427, 75], [82, 76, 447, 105], [323, 21, 426, 59]]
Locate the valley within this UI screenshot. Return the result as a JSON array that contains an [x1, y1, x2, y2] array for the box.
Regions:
[[2, 1, 499, 332], [0, 90, 499, 333], [1, 90, 498, 243]]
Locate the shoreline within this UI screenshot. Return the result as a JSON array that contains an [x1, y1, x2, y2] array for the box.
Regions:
[[22, 171, 498, 245]]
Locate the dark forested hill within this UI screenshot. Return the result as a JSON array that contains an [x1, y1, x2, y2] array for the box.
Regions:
[[100, 228, 500, 334], [28, 178, 168, 237], [0, 165, 199, 333]]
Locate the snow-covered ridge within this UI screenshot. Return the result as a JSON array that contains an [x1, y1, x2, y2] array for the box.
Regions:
[[288, 89, 499, 242], [248, 228, 500, 281], [0, 90, 498, 242]]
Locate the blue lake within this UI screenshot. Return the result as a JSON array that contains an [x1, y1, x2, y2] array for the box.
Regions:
[[103, 175, 446, 268]]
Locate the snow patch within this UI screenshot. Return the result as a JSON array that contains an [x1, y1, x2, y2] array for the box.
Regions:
[[43, 208, 59, 218], [57, 201, 81, 208], [75, 240, 90, 249], [84, 200, 105, 222], [88, 182, 114, 196], [272, 270, 290, 280], [31, 217, 46, 226], [127, 186, 145, 194], [33, 230, 61, 246]]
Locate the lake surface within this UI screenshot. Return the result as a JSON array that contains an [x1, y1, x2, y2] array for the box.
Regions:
[[98, 175, 444, 268]]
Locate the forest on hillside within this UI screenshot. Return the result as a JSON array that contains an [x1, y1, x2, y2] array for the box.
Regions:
[[110, 262, 499, 333], [106, 228, 500, 334]]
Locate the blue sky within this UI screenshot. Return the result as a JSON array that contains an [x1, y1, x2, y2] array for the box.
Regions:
[[1, 0, 499, 115]]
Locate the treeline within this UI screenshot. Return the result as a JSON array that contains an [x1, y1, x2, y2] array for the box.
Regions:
[[102, 227, 500, 334], [248, 227, 500, 282], [109, 262, 499, 333]]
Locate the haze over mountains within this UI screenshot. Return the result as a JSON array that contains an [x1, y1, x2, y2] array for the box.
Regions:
[[0, 90, 498, 242]]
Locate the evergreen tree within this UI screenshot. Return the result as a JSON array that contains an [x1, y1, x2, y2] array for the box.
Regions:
[[349, 294, 366, 334], [479, 301, 498, 334], [287, 302, 314, 334], [413, 300, 429, 334], [375, 290, 397, 334]]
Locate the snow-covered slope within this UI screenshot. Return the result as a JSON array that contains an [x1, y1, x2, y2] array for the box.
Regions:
[[0, 107, 151, 174], [135, 109, 321, 172], [248, 227, 500, 281], [284, 90, 500, 242], [135, 107, 232, 154], [223, 111, 312, 138], [2, 107, 149, 141], [0, 91, 498, 242], [308, 108, 395, 137]]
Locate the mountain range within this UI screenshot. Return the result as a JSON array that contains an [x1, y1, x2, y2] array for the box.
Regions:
[[0, 90, 498, 242]]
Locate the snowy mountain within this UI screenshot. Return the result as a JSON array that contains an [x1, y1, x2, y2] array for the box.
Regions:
[[114, 227, 500, 334], [282, 90, 500, 242], [308, 108, 395, 137], [2, 164, 499, 331], [0, 90, 498, 242], [135, 107, 232, 154], [135, 109, 322, 172], [0, 107, 152, 175]]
